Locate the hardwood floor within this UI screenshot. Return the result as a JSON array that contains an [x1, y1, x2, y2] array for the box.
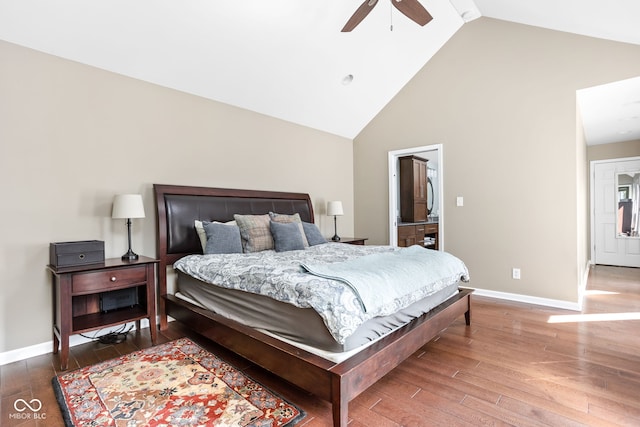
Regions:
[[1, 265, 639, 426]]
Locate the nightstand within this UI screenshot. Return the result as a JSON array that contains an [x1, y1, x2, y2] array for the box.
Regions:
[[329, 237, 368, 245], [47, 256, 158, 370]]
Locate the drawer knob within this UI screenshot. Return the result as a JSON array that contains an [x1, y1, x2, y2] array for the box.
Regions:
[[110, 276, 117, 282]]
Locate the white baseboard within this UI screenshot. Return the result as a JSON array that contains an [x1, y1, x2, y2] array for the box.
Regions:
[[471, 288, 581, 311], [0, 319, 151, 366]]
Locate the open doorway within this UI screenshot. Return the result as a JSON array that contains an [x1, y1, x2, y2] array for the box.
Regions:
[[388, 144, 443, 249]]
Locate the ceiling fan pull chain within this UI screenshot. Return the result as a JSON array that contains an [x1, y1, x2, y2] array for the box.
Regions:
[[390, 0, 394, 31]]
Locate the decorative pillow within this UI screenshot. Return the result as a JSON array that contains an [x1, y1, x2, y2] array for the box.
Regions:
[[302, 222, 327, 246], [195, 219, 237, 252], [270, 221, 306, 252], [268, 212, 309, 247], [202, 221, 243, 254], [234, 214, 274, 252]]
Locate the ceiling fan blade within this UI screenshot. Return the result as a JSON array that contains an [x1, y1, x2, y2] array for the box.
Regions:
[[341, 0, 379, 32], [391, 0, 433, 26]]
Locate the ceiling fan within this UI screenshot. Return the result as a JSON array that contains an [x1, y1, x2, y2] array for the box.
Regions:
[[341, 0, 433, 32]]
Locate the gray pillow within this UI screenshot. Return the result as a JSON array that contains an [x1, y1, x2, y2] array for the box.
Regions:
[[270, 221, 305, 252], [302, 222, 327, 246], [268, 212, 309, 247], [203, 221, 243, 254]]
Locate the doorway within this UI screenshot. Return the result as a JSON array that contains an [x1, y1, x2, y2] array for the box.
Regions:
[[591, 156, 640, 267], [388, 144, 443, 248]]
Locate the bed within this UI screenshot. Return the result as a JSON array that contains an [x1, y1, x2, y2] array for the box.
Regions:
[[154, 183, 473, 426]]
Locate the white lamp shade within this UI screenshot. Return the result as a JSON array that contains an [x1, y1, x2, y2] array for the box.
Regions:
[[112, 194, 146, 219], [327, 201, 344, 216]]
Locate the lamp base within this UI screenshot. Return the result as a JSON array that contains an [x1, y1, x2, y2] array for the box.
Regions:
[[121, 250, 139, 261], [121, 218, 139, 261], [331, 215, 341, 242]]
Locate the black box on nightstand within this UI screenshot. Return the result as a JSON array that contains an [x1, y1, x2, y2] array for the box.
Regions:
[[49, 240, 105, 268]]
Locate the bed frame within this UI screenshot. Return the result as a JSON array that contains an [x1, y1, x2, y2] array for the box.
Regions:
[[154, 183, 472, 427]]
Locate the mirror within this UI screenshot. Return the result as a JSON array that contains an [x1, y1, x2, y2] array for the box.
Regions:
[[426, 177, 434, 215], [617, 171, 640, 237], [426, 166, 438, 220]]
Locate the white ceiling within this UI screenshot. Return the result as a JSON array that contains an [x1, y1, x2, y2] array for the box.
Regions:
[[578, 76, 640, 146], [0, 0, 639, 143]]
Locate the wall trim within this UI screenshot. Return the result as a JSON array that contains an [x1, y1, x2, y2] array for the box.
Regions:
[[469, 288, 581, 312], [0, 320, 151, 366]]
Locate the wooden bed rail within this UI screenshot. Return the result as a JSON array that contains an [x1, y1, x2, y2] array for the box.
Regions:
[[163, 288, 473, 426]]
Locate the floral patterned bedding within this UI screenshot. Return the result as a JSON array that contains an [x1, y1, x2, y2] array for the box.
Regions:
[[173, 243, 468, 344]]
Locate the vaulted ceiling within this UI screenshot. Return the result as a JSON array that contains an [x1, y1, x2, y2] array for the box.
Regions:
[[1, 0, 639, 143]]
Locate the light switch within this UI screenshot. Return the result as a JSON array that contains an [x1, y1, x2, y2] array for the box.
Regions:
[[456, 196, 464, 207]]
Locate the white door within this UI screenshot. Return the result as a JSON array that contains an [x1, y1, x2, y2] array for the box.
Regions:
[[593, 158, 640, 267]]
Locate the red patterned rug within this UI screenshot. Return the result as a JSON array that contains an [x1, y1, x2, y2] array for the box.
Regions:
[[52, 338, 305, 426]]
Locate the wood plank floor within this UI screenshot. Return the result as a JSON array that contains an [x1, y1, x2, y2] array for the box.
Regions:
[[1, 264, 639, 426]]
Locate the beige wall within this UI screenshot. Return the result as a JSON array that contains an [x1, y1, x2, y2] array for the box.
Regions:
[[0, 40, 353, 354], [588, 139, 640, 162], [354, 18, 640, 303], [576, 105, 589, 290]]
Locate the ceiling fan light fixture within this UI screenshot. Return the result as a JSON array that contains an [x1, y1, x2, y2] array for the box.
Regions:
[[342, 74, 354, 85]]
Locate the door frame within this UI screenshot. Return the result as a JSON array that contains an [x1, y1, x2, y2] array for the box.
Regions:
[[388, 144, 444, 248], [590, 155, 640, 265]]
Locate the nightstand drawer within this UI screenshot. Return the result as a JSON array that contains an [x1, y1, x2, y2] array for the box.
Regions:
[[72, 266, 147, 294]]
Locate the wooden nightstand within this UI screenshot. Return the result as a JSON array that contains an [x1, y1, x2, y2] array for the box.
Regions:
[[47, 256, 158, 370], [329, 237, 368, 245]]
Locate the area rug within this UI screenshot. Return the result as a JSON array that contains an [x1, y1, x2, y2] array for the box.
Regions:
[[52, 338, 305, 426]]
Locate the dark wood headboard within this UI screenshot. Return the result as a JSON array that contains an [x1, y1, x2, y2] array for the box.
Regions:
[[154, 184, 314, 264], [153, 184, 315, 326]]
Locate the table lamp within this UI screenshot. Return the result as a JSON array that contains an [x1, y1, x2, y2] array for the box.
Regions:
[[327, 201, 344, 242], [112, 194, 145, 261]]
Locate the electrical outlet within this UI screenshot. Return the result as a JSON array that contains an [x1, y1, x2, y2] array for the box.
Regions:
[[512, 268, 521, 280]]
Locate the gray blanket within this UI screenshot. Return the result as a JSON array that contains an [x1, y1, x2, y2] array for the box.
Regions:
[[301, 245, 469, 313]]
